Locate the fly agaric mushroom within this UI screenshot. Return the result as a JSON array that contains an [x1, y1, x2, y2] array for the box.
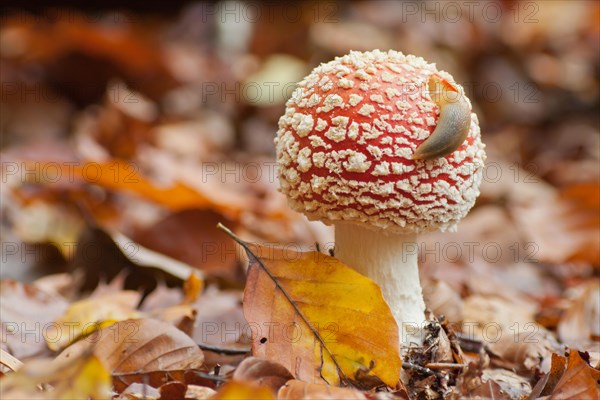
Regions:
[[275, 50, 485, 348]]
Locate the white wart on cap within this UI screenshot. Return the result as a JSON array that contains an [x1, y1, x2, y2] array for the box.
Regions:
[[275, 50, 486, 234]]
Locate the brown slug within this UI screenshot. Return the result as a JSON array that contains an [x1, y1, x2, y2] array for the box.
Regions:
[[412, 75, 472, 160]]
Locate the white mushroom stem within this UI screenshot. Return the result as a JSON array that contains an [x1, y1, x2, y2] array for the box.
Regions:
[[334, 222, 426, 349]]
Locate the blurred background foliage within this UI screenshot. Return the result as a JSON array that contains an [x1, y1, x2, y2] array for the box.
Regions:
[[0, 0, 598, 363]]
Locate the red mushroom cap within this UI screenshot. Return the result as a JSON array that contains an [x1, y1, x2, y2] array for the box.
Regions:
[[275, 50, 486, 234]]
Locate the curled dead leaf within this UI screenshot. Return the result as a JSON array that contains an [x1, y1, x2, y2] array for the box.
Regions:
[[55, 318, 204, 392], [233, 357, 294, 392], [487, 327, 560, 375]]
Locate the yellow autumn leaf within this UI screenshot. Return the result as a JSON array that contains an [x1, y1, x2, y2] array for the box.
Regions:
[[44, 291, 141, 351], [220, 225, 401, 388], [211, 381, 275, 400], [0, 352, 111, 400]]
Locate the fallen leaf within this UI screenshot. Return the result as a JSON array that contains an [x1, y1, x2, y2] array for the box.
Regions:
[[0, 280, 68, 359], [222, 226, 401, 388], [449, 353, 512, 400], [210, 381, 275, 400], [233, 357, 294, 392], [558, 280, 600, 345], [462, 294, 537, 340], [277, 380, 367, 399], [192, 287, 246, 346], [482, 369, 532, 399], [185, 385, 217, 400], [45, 290, 142, 352], [26, 159, 268, 221], [158, 381, 187, 400], [132, 209, 242, 283], [422, 280, 464, 325], [55, 318, 205, 392], [528, 353, 568, 399], [548, 351, 600, 399], [511, 182, 600, 266], [0, 351, 111, 400], [118, 383, 160, 400], [0, 348, 23, 373], [71, 225, 192, 296], [487, 327, 560, 376], [148, 272, 203, 336]]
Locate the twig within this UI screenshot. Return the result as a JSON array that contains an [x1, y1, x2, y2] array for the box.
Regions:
[[402, 362, 445, 379], [198, 343, 251, 355], [217, 223, 351, 386], [425, 362, 466, 370], [189, 370, 229, 383]]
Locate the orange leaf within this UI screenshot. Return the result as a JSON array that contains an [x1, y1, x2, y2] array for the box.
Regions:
[[211, 381, 275, 400], [26, 160, 244, 219]]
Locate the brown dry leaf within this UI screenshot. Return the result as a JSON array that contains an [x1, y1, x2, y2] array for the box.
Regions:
[[210, 381, 275, 400], [148, 272, 203, 336], [450, 354, 512, 400], [0, 351, 111, 400], [225, 227, 401, 387], [185, 385, 217, 400], [487, 327, 560, 375], [548, 351, 600, 399], [511, 182, 600, 266], [462, 294, 537, 339], [72, 225, 193, 295], [192, 287, 246, 346], [422, 280, 464, 324], [118, 383, 160, 400], [55, 318, 204, 392], [158, 381, 187, 400], [277, 380, 367, 400], [558, 280, 600, 345], [233, 357, 294, 392], [0, 280, 68, 359], [132, 209, 241, 283], [191, 287, 248, 368], [45, 290, 142, 352], [481, 369, 532, 399], [528, 353, 568, 399]]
